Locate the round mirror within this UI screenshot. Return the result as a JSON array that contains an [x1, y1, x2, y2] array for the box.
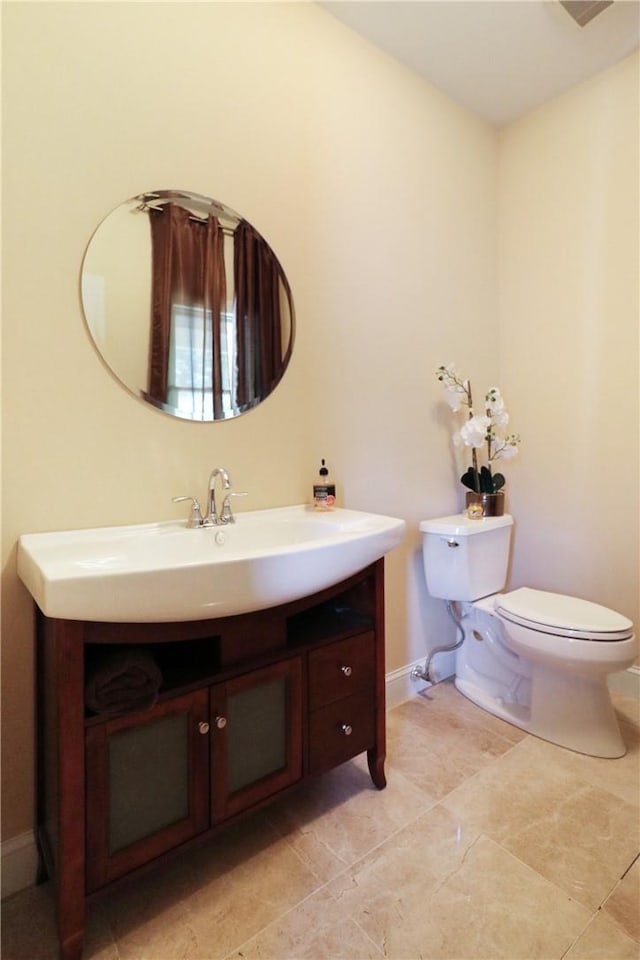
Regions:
[[81, 190, 295, 421]]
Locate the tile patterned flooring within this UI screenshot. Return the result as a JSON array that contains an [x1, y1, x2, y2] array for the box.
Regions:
[[2, 680, 639, 960]]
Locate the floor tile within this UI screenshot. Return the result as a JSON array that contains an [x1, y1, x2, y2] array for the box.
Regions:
[[0, 884, 116, 960], [224, 887, 384, 959], [511, 715, 640, 810], [564, 910, 640, 959], [386, 687, 519, 801], [181, 825, 323, 959], [443, 736, 640, 910], [613, 693, 640, 729], [102, 879, 199, 960], [1, 885, 63, 960], [603, 856, 640, 943], [328, 802, 482, 909], [265, 753, 432, 881], [330, 828, 590, 959], [411, 679, 528, 745], [100, 813, 322, 960], [99, 826, 208, 959]]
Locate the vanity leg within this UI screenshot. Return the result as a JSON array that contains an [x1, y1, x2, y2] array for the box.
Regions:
[[35, 849, 48, 886], [369, 558, 387, 791], [367, 746, 386, 790], [60, 928, 84, 960], [54, 622, 87, 960]]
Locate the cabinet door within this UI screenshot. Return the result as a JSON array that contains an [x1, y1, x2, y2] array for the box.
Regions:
[[210, 658, 302, 821], [86, 689, 210, 891]]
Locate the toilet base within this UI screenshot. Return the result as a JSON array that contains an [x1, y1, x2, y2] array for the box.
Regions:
[[455, 671, 627, 759]]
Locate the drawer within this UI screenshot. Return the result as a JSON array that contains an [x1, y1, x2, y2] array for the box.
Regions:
[[308, 632, 375, 710], [308, 691, 375, 775]]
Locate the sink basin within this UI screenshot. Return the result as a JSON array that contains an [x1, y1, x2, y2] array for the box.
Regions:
[[17, 505, 406, 622]]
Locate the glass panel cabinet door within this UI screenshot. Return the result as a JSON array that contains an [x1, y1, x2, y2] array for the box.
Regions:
[[86, 689, 210, 891], [211, 658, 303, 821]]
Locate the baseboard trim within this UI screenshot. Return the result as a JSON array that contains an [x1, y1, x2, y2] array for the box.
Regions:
[[385, 658, 434, 708], [1, 830, 38, 900], [3, 664, 637, 900]]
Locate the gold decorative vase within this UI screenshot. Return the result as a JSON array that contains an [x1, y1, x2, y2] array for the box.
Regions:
[[465, 490, 505, 517]]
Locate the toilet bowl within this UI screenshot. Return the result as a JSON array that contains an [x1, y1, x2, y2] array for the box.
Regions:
[[419, 514, 637, 758], [458, 589, 636, 757]]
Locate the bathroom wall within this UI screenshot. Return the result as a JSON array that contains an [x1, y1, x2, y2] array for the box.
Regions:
[[3, 3, 637, 866], [498, 52, 639, 633], [1, 3, 498, 849]]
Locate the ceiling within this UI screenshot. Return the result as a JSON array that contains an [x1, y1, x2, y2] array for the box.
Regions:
[[319, 1, 640, 126]]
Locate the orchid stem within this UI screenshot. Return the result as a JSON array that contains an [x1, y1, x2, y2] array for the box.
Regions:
[[467, 381, 481, 493]]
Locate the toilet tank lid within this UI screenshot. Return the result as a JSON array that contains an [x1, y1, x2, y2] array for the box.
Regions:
[[419, 514, 513, 536], [498, 587, 634, 634]]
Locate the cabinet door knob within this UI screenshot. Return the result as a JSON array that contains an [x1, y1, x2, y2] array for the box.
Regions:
[[215, 715, 227, 730], [341, 723, 353, 736], [340, 665, 352, 677], [198, 721, 210, 735]]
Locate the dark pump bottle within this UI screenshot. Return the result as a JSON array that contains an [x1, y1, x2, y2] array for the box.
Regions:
[[313, 459, 336, 511]]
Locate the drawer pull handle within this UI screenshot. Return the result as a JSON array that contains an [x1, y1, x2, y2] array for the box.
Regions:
[[341, 723, 353, 736], [340, 665, 352, 677], [198, 721, 210, 735], [215, 715, 227, 730]]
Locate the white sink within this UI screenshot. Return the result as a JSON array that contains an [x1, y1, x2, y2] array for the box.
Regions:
[[17, 505, 406, 622]]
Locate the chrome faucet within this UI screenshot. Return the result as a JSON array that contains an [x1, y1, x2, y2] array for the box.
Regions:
[[219, 489, 247, 524], [207, 467, 231, 524], [172, 467, 247, 526]]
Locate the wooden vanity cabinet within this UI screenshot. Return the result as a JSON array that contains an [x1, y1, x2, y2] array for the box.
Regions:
[[36, 560, 387, 960]]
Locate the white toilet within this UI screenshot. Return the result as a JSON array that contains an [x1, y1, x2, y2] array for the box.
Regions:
[[419, 513, 637, 758]]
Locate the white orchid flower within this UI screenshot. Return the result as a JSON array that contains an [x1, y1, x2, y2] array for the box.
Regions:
[[486, 388, 509, 426], [459, 415, 490, 448], [437, 364, 471, 411], [492, 434, 520, 460], [435, 363, 520, 494], [492, 409, 509, 428], [445, 384, 468, 412]]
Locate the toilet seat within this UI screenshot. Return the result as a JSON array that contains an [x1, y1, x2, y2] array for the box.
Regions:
[[496, 587, 634, 642]]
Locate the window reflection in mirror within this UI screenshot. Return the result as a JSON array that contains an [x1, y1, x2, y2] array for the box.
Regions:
[[81, 191, 294, 421]]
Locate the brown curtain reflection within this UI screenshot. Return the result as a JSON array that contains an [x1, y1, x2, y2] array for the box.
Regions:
[[148, 203, 226, 415], [234, 220, 289, 410]]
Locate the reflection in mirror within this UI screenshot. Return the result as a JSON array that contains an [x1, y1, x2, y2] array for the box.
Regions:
[[81, 191, 295, 421]]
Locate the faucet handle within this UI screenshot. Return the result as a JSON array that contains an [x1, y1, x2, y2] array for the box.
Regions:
[[172, 496, 204, 528], [220, 491, 248, 524]]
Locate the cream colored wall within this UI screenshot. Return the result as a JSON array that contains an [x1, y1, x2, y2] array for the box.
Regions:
[[498, 52, 639, 630], [4, 4, 636, 855], [1, 3, 498, 842]]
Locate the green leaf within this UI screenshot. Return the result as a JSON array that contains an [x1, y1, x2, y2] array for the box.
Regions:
[[460, 467, 479, 492], [492, 473, 505, 492], [480, 466, 493, 493]]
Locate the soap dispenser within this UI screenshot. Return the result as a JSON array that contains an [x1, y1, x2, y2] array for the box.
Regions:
[[313, 459, 336, 511]]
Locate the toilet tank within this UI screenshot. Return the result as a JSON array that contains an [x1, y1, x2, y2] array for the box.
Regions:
[[419, 513, 513, 601]]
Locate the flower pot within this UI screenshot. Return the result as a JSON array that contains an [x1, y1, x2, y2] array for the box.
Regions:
[[465, 490, 505, 517]]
